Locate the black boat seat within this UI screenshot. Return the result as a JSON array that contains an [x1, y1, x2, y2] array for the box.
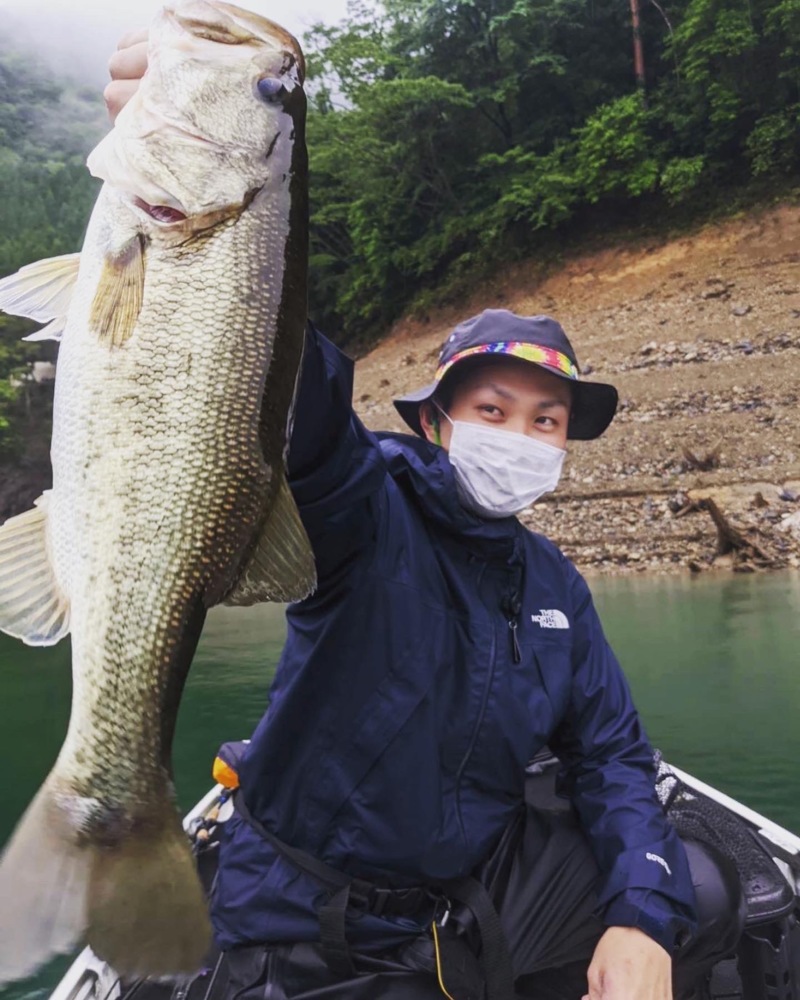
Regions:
[[665, 788, 796, 927], [526, 749, 796, 928]]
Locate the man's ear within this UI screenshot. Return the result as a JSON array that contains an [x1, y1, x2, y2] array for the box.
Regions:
[[419, 402, 439, 444]]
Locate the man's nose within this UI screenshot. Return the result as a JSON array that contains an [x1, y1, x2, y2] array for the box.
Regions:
[[505, 416, 531, 436]]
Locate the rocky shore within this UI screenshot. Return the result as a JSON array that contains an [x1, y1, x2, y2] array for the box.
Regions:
[[353, 203, 800, 576]]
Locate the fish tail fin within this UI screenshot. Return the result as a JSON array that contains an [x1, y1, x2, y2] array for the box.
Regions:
[[0, 776, 90, 987], [0, 779, 211, 987], [87, 810, 212, 979]]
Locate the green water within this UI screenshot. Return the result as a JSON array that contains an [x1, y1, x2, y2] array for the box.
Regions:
[[1, 571, 799, 999]]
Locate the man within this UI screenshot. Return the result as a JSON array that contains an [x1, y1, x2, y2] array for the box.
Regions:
[[107, 45, 742, 1000]]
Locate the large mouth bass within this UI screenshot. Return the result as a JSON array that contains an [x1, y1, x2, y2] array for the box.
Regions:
[[0, 0, 314, 984]]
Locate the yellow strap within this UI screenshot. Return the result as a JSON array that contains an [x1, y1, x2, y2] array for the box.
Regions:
[[431, 921, 458, 1000]]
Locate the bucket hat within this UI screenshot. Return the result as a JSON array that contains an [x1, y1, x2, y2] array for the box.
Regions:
[[393, 309, 618, 440]]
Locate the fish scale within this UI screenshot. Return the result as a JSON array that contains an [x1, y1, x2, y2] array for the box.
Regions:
[[0, 0, 314, 985]]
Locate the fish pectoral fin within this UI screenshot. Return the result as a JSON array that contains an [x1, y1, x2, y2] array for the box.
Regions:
[[0, 492, 70, 646], [89, 235, 145, 348], [224, 472, 317, 606], [0, 252, 80, 342]]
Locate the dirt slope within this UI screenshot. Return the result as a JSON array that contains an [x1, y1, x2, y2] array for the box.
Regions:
[[353, 204, 800, 575]]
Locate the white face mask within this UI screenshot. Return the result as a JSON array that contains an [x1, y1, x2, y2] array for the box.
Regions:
[[435, 407, 566, 519]]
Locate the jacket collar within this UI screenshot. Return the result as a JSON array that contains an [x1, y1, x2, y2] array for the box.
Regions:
[[377, 432, 523, 564]]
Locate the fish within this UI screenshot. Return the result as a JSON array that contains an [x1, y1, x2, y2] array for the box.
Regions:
[[0, 0, 315, 984]]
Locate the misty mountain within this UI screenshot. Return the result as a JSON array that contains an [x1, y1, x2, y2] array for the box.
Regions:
[[0, 34, 105, 277], [1, 7, 122, 88]]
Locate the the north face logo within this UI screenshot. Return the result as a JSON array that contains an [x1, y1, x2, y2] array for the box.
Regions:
[[531, 609, 570, 629], [646, 852, 672, 876]]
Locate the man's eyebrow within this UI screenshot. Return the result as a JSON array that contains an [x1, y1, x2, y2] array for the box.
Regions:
[[472, 382, 571, 408], [478, 381, 516, 400]]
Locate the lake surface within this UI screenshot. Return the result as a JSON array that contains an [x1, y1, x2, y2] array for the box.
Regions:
[[1, 571, 799, 999]]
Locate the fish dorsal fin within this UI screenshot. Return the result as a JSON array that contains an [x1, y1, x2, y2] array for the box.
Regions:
[[89, 235, 145, 348], [0, 253, 80, 342], [223, 472, 316, 606], [0, 493, 70, 646]]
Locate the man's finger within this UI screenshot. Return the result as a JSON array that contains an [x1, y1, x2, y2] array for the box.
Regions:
[[104, 79, 140, 122], [108, 38, 148, 81], [117, 28, 148, 51]]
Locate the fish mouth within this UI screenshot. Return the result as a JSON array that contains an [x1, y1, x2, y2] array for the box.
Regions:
[[134, 198, 188, 225]]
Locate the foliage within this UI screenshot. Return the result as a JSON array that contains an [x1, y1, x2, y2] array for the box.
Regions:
[[0, 40, 103, 459], [1, 0, 797, 358], [574, 95, 660, 202], [660, 156, 708, 201], [0, 315, 46, 461], [301, 0, 799, 343], [746, 106, 800, 175]]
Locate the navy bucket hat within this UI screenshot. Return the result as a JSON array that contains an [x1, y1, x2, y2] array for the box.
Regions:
[[393, 309, 619, 441]]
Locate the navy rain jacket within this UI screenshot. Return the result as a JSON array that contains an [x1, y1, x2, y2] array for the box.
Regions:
[[211, 325, 697, 954]]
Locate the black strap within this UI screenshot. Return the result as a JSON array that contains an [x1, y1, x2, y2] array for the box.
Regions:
[[319, 884, 356, 976], [235, 792, 438, 914], [443, 876, 516, 1000], [234, 792, 515, 999], [235, 791, 354, 893]]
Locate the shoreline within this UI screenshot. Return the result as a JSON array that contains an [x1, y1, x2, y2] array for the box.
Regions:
[[526, 478, 800, 577]]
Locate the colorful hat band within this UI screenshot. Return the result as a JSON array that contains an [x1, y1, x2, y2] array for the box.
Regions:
[[435, 341, 579, 382]]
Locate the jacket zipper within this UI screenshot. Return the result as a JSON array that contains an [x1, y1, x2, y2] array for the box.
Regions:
[[502, 592, 522, 664], [508, 619, 521, 663]]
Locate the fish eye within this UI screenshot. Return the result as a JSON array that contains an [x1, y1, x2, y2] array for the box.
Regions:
[[257, 77, 287, 102]]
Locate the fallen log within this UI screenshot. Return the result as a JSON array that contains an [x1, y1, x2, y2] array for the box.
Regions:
[[682, 445, 721, 472], [697, 497, 783, 570]]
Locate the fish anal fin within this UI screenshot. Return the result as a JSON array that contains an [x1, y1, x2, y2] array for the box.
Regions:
[[89, 235, 145, 348], [0, 493, 70, 646], [224, 472, 316, 606]]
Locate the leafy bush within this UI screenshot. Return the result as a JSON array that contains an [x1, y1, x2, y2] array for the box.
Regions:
[[660, 156, 707, 202], [574, 95, 660, 202], [746, 107, 800, 176]]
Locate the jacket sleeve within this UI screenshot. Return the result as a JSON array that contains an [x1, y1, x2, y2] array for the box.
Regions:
[[286, 322, 386, 581], [549, 562, 698, 953]]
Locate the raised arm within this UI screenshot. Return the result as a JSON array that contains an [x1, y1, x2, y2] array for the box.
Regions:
[[286, 324, 386, 578]]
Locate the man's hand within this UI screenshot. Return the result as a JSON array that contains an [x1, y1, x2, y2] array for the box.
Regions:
[[104, 29, 148, 122], [582, 926, 672, 1000]]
